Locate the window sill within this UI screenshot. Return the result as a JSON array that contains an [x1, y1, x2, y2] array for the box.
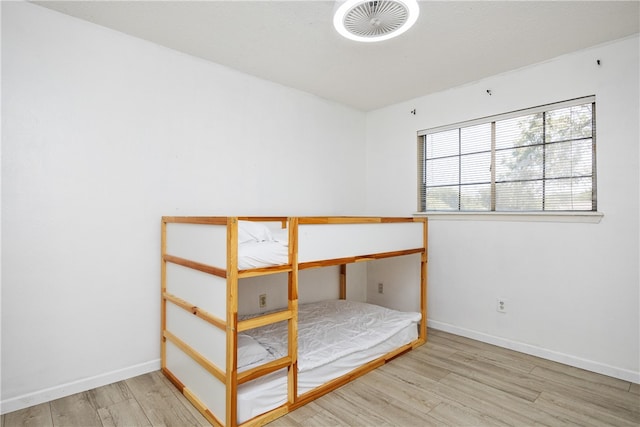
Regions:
[[414, 211, 603, 224]]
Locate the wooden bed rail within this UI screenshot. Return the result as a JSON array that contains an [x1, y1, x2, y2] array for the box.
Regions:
[[237, 356, 293, 384], [297, 216, 424, 224], [162, 215, 424, 224], [238, 309, 293, 333], [163, 292, 225, 330], [162, 216, 289, 224], [298, 247, 424, 270]]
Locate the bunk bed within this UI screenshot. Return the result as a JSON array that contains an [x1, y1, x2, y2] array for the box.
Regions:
[[161, 216, 428, 427]]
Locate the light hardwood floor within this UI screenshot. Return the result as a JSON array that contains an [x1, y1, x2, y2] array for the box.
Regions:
[[3, 329, 639, 426]]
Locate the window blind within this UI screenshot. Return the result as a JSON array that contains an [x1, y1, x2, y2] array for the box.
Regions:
[[418, 96, 596, 212]]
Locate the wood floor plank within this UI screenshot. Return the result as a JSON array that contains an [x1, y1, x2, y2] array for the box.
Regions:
[[392, 349, 451, 381], [433, 328, 633, 386], [97, 398, 152, 427], [438, 372, 571, 426], [420, 338, 459, 358], [265, 415, 300, 427], [419, 349, 543, 402], [269, 403, 317, 427], [310, 380, 407, 427], [274, 408, 346, 427], [335, 376, 442, 426], [2, 402, 53, 427], [530, 366, 640, 421], [50, 391, 102, 427], [87, 380, 133, 409], [331, 381, 444, 427], [125, 371, 205, 426], [535, 390, 640, 427], [630, 382, 640, 395], [427, 337, 640, 424], [428, 401, 510, 427], [428, 332, 536, 374], [531, 363, 635, 395], [363, 367, 444, 411], [280, 401, 348, 427], [381, 362, 542, 426], [155, 371, 210, 426], [428, 329, 591, 376]]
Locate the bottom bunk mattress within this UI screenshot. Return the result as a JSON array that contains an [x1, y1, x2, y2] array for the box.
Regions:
[[237, 299, 422, 423]]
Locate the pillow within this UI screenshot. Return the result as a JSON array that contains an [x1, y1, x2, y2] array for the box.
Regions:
[[238, 334, 270, 368], [271, 228, 289, 244], [238, 221, 273, 243]]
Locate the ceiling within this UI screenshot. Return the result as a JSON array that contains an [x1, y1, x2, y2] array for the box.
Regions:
[[33, 1, 640, 111]]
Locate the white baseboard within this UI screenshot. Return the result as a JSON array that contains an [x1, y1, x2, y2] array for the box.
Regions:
[[428, 320, 640, 384], [1, 359, 161, 415]]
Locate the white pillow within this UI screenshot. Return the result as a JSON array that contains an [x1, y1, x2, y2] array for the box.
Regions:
[[238, 221, 273, 243], [238, 334, 270, 368], [271, 228, 289, 244]]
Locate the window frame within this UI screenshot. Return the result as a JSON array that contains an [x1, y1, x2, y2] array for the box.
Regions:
[[417, 96, 600, 221]]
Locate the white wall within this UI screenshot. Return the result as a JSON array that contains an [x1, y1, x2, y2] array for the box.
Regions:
[[239, 263, 368, 315], [1, 2, 366, 412], [3, 1, 637, 416], [365, 35, 639, 382]]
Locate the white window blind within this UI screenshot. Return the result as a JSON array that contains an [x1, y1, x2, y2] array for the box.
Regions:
[[418, 96, 596, 212]]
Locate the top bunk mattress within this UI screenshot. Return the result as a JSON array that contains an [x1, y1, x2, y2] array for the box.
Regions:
[[237, 219, 425, 270], [238, 221, 289, 269]]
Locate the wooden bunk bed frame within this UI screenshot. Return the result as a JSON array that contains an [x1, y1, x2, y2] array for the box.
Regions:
[[161, 216, 428, 427]]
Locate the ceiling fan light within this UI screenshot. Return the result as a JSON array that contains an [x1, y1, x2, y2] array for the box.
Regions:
[[333, 0, 420, 43]]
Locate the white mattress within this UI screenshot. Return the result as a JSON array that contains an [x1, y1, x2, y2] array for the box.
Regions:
[[238, 221, 288, 270], [236, 300, 421, 423], [238, 240, 288, 270], [236, 220, 425, 270]]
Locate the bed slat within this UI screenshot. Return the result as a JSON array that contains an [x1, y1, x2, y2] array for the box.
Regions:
[[164, 254, 227, 278], [238, 265, 292, 278], [298, 247, 424, 270], [237, 356, 292, 384], [164, 292, 226, 331], [164, 330, 225, 383], [163, 216, 228, 225], [298, 217, 418, 224], [237, 310, 293, 333]]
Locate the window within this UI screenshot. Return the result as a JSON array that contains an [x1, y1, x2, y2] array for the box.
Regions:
[[418, 96, 596, 212]]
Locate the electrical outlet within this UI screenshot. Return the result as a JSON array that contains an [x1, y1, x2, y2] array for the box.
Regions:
[[378, 283, 384, 294], [259, 294, 267, 308], [496, 298, 507, 313]]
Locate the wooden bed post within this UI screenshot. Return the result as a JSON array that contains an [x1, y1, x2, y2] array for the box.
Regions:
[[160, 218, 167, 372], [339, 264, 347, 300], [287, 217, 299, 405], [421, 218, 428, 342], [226, 217, 239, 427]]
